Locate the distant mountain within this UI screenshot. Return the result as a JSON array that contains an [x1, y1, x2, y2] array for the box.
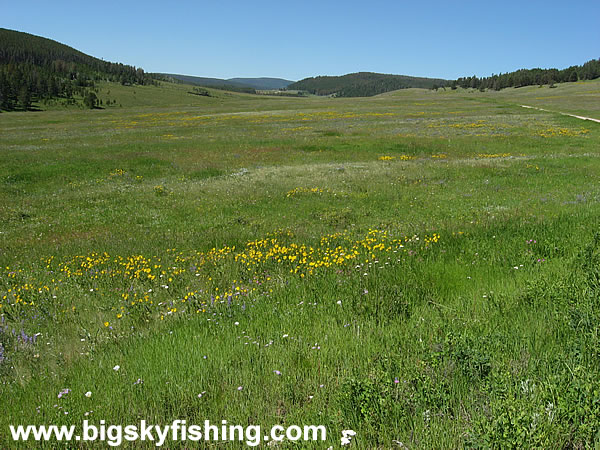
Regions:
[[0, 28, 151, 111], [155, 73, 255, 94], [227, 77, 294, 90], [288, 72, 448, 97], [157, 73, 248, 88], [158, 74, 294, 91]]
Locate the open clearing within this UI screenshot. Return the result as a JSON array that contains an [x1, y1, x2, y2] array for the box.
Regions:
[[1, 79, 600, 448]]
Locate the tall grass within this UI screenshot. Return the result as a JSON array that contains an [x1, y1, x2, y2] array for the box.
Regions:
[[1, 79, 600, 447]]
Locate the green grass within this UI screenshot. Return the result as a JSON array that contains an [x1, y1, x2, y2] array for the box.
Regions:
[[1, 79, 600, 448]]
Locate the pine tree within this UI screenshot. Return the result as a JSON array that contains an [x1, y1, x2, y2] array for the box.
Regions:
[[83, 91, 97, 109], [18, 85, 31, 110]]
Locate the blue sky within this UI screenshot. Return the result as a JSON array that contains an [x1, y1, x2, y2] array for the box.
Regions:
[[2, 0, 599, 81]]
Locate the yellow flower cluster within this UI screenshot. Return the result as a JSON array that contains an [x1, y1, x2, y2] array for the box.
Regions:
[[286, 187, 326, 197], [378, 155, 415, 161], [426, 120, 513, 136], [536, 127, 589, 138], [108, 168, 127, 177], [451, 120, 487, 129], [154, 185, 167, 195], [234, 229, 440, 276], [477, 153, 512, 158], [287, 126, 313, 132], [1, 229, 440, 328]]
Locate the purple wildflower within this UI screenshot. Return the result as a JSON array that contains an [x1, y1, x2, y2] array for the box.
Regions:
[[58, 388, 71, 399]]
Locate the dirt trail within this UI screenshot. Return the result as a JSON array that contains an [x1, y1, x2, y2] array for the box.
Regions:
[[520, 105, 600, 124]]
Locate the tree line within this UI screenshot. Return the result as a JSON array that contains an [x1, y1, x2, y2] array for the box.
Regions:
[[452, 58, 600, 91]]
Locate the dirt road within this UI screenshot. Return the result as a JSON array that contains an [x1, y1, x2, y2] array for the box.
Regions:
[[520, 105, 600, 124]]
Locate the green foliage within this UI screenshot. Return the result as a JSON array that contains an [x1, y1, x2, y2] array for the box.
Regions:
[[153, 184, 167, 196], [339, 376, 391, 427], [430, 333, 492, 381], [1, 80, 600, 447], [189, 87, 212, 97], [82, 91, 98, 109], [455, 59, 600, 91], [288, 72, 449, 97], [17, 85, 31, 110]]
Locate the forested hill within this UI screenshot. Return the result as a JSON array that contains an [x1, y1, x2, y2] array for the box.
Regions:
[[454, 59, 600, 90], [0, 28, 152, 111], [287, 72, 448, 97]]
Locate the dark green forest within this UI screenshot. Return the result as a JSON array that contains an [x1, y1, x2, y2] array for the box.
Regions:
[[454, 59, 600, 90], [0, 28, 153, 111], [288, 72, 449, 97]]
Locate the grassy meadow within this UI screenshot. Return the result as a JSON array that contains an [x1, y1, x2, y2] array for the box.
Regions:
[[1, 79, 600, 448]]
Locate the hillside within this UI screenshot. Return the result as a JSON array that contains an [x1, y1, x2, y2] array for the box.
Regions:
[[0, 28, 151, 111], [155, 73, 256, 93], [158, 73, 294, 92], [288, 72, 448, 97], [227, 77, 294, 90], [453, 58, 600, 91]]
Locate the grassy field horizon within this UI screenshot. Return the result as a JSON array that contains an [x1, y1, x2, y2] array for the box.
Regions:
[[2, 78, 600, 448]]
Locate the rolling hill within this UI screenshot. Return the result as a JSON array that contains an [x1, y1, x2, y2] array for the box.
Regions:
[[227, 77, 294, 90], [454, 59, 600, 91], [288, 72, 449, 97], [158, 73, 294, 91]]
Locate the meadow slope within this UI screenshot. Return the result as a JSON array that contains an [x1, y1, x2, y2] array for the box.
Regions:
[[1, 80, 600, 448]]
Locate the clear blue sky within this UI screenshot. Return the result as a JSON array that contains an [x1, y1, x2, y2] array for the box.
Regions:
[[2, 0, 599, 81]]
